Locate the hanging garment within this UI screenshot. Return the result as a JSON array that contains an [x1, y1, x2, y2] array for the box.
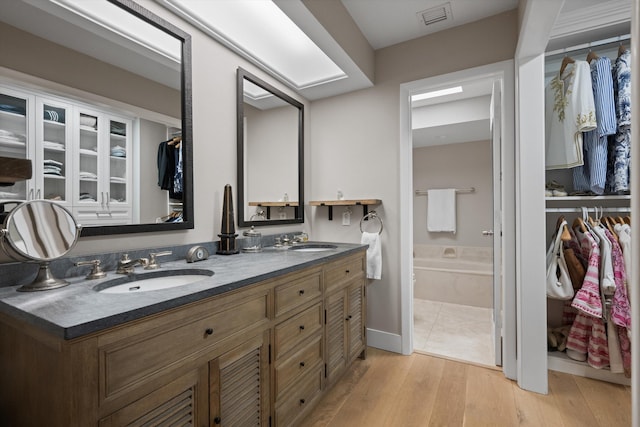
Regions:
[[171, 143, 183, 199], [606, 50, 632, 193], [571, 227, 603, 318], [545, 60, 597, 169], [573, 57, 617, 194], [590, 224, 615, 296], [614, 223, 632, 298], [157, 140, 175, 191], [566, 312, 610, 369]]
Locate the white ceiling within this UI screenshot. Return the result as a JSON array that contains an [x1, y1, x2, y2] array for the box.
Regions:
[[341, 0, 519, 50]]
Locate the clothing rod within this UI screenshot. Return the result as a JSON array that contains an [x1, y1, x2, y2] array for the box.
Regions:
[[546, 207, 631, 213], [545, 34, 631, 58], [415, 187, 475, 196]]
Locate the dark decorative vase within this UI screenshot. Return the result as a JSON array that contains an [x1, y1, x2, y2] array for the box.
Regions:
[[217, 184, 239, 255]]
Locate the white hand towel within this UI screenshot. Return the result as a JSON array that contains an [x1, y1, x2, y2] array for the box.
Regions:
[[361, 232, 381, 280], [427, 189, 456, 233]]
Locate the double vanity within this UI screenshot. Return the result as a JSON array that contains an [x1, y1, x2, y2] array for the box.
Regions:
[[0, 242, 367, 426]]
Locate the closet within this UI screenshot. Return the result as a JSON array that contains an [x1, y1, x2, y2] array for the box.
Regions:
[[544, 34, 632, 386]]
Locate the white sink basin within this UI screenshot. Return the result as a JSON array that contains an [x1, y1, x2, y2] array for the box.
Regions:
[[95, 269, 214, 294], [288, 244, 337, 253]]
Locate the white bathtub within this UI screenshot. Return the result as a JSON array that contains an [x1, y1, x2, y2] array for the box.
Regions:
[[413, 245, 493, 308]]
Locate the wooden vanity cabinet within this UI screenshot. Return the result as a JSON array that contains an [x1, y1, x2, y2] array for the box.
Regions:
[[325, 253, 367, 387], [0, 250, 367, 427]]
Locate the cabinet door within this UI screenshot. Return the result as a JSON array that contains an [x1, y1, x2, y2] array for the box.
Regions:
[[0, 87, 33, 202], [36, 97, 73, 205], [105, 115, 131, 211], [210, 330, 270, 427], [325, 289, 347, 383], [75, 108, 103, 209], [99, 365, 209, 427], [347, 280, 365, 362]]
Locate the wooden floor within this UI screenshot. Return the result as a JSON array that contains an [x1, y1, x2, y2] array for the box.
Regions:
[[301, 348, 631, 427]]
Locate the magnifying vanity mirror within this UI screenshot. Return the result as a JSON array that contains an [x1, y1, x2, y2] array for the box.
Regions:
[[0, 0, 193, 237], [237, 68, 304, 227], [0, 200, 81, 291]]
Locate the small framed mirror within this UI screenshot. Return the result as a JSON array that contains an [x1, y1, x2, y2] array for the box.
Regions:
[[237, 68, 304, 227]]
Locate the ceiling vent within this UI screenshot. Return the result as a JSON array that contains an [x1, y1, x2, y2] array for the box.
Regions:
[[417, 2, 453, 27]]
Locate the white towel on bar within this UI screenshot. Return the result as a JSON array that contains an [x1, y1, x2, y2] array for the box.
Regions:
[[427, 189, 456, 233], [361, 232, 381, 280]]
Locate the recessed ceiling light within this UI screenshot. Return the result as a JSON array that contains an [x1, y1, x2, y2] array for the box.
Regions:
[[411, 86, 463, 102]]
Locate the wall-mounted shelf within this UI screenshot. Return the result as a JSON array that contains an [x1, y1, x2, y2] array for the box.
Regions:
[[309, 199, 381, 220], [248, 201, 299, 219]]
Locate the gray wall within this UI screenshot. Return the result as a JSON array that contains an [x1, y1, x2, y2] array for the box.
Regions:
[[412, 141, 493, 248]]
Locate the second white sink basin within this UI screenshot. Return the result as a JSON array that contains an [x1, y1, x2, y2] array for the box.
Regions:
[[95, 269, 214, 294]]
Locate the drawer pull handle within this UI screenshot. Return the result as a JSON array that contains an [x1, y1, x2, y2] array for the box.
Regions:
[[345, 269, 350, 274], [214, 416, 221, 424], [346, 315, 352, 321], [299, 289, 305, 295], [300, 399, 306, 405], [300, 361, 305, 368], [299, 325, 305, 331], [205, 328, 214, 336]]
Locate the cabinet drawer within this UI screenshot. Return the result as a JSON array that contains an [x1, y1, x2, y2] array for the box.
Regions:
[[99, 290, 269, 401], [274, 269, 322, 318], [324, 252, 365, 293], [274, 302, 323, 359], [274, 335, 322, 398], [275, 366, 323, 427]]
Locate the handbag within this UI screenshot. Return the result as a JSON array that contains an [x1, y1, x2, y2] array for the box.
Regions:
[[546, 220, 575, 300]]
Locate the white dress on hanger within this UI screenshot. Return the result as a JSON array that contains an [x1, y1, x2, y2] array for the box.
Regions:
[[545, 60, 597, 169]]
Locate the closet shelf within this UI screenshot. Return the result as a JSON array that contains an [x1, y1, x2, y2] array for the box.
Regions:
[[309, 199, 381, 220], [545, 195, 631, 202], [547, 352, 630, 386]]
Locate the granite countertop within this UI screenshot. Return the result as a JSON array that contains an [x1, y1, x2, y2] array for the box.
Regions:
[[0, 243, 366, 340]]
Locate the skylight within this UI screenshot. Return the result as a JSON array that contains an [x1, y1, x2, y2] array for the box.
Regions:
[[50, 0, 181, 63], [160, 0, 346, 89], [412, 86, 463, 102]]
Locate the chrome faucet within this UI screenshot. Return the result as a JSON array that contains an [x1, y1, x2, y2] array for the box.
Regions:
[[116, 251, 173, 274], [116, 253, 148, 274]]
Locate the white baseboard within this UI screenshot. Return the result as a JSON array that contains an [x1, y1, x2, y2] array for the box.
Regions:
[[366, 328, 402, 353]]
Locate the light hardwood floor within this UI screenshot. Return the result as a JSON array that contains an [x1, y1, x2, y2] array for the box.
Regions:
[[301, 348, 631, 427]]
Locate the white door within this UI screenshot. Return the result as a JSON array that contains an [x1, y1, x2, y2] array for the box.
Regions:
[[490, 79, 502, 366]]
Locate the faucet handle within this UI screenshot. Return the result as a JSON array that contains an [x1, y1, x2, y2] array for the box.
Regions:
[[145, 251, 172, 270], [75, 259, 107, 280]]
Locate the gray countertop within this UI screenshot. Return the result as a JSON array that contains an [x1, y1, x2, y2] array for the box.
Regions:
[[0, 243, 367, 340]]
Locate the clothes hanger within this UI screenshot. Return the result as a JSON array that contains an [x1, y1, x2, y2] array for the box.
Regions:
[[556, 215, 572, 241], [572, 208, 587, 233], [618, 43, 627, 57], [167, 136, 181, 146], [559, 55, 575, 75], [586, 49, 599, 64], [623, 216, 631, 225]]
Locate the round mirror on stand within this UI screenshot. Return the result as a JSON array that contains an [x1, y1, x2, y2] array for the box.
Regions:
[[0, 200, 82, 292]]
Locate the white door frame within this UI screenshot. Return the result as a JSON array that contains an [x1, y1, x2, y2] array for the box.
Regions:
[[399, 60, 516, 379]]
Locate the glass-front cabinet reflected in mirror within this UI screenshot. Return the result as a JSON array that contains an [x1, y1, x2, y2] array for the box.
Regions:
[[237, 68, 304, 227], [0, 0, 193, 236]]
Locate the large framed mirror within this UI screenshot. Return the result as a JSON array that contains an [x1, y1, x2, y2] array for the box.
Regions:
[[0, 0, 193, 237], [237, 68, 304, 227]]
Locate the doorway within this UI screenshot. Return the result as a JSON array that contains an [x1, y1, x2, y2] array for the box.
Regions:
[[399, 61, 516, 378], [411, 79, 496, 367]]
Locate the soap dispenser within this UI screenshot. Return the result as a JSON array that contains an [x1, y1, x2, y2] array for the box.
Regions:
[[242, 226, 262, 252]]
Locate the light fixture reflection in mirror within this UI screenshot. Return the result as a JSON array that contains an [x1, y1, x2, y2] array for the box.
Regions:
[[0, 200, 81, 291], [237, 68, 304, 227], [0, 0, 194, 237]]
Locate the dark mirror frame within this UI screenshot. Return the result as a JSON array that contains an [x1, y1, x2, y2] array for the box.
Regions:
[[237, 67, 304, 227], [80, 0, 194, 237]]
